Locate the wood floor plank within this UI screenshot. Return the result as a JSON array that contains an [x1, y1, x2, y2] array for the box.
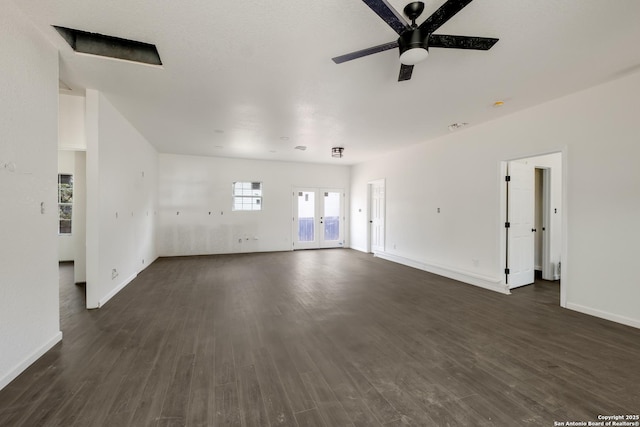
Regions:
[[268, 337, 316, 414], [237, 363, 268, 427], [294, 408, 326, 427], [253, 347, 297, 426], [1, 253, 639, 426], [185, 331, 214, 427], [157, 354, 195, 427], [214, 383, 241, 426], [316, 402, 354, 427], [129, 309, 185, 426], [214, 326, 236, 386], [305, 340, 384, 427], [302, 371, 353, 426]]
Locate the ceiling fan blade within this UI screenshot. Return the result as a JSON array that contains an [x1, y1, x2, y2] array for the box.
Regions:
[[418, 0, 473, 34], [398, 64, 414, 81], [362, 0, 410, 35], [332, 40, 399, 64], [429, 34, 498, 50]]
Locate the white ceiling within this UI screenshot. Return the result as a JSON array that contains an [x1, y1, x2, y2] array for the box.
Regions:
[[16, 0, 640, 165]]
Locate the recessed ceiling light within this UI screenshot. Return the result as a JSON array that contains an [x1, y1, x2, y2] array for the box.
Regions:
[[294, 145, 307, 151], [269, 150, 277, 153], [214, 145, 224, 149], [214, 129, 224, 134], [280, 136, 290, 141], [493, 101, 505, 108], [448, 122, 468, 131]]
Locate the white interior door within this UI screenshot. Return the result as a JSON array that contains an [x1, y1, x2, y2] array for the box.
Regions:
[[507, 161, 535, 288], [370, 181, 385, 253], [293, 188, 344, 250]]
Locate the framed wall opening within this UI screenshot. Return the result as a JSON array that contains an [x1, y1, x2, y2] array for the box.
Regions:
[[500, 151, 566, 307]]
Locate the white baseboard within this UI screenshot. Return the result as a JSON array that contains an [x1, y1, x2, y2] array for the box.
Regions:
[[139, 255, 158, 274], [349, 246, 368, 253], [0, 331, 63, 391], [566, 302, 640, 330], [98, 272, 137, 308], [373, 251, 509, 295]]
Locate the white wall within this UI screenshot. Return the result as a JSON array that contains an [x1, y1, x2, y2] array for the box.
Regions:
[[73, 151, 87, 283], [158, 154, 350, 256], [58, 93, 86, 151], [85, 90, 158, 309], [0, 0, 61, 390], [351, 70, 640, 328]]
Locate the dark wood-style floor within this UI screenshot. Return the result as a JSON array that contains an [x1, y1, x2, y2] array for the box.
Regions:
[[1, 250, 639, 426]]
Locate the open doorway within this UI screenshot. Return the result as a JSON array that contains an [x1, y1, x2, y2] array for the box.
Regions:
[[57, 150, 87, 303], [58, 91, 88, 311], [502, 152, 563, 300]]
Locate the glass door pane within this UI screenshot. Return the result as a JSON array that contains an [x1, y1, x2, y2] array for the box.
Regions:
[[297, 191, 315, 242], [323, 191, 340, 241]]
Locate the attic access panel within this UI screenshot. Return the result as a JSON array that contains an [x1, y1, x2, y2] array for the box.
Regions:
[[53, 25, 162, 66]]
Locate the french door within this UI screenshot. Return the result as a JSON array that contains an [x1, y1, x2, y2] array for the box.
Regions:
[[293, 188, 345, 249]]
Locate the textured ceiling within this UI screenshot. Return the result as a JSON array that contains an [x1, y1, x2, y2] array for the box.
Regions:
[[15, 0, 640, 164]]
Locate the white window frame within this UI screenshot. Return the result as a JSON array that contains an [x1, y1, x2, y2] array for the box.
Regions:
[[58, 173, 73, 234], [232, 181, 263, 211]]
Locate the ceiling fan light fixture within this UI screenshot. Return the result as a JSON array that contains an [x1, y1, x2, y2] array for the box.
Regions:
[[399, 47, 429, 65], [398, 29, 429, 65]]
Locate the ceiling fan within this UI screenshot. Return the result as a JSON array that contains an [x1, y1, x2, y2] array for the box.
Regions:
[[332, 0, 498, 81]]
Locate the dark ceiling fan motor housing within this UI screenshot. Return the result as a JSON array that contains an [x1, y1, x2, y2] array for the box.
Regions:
[[398, 28, 429, 60], [399, 2, 428, 62]]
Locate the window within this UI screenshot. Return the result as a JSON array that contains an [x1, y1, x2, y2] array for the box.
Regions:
[[58, 174, 73, 234], [233, 181, 262, 211]]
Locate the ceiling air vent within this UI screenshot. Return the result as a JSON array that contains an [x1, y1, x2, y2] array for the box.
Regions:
[[53, 26, 162, 66], [448, 122, 469, 132]]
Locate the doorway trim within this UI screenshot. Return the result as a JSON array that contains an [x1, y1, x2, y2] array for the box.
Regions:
[[538, 167, 553, 280], [499, 148, 568, 308], [367, 179, 385, 253]]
